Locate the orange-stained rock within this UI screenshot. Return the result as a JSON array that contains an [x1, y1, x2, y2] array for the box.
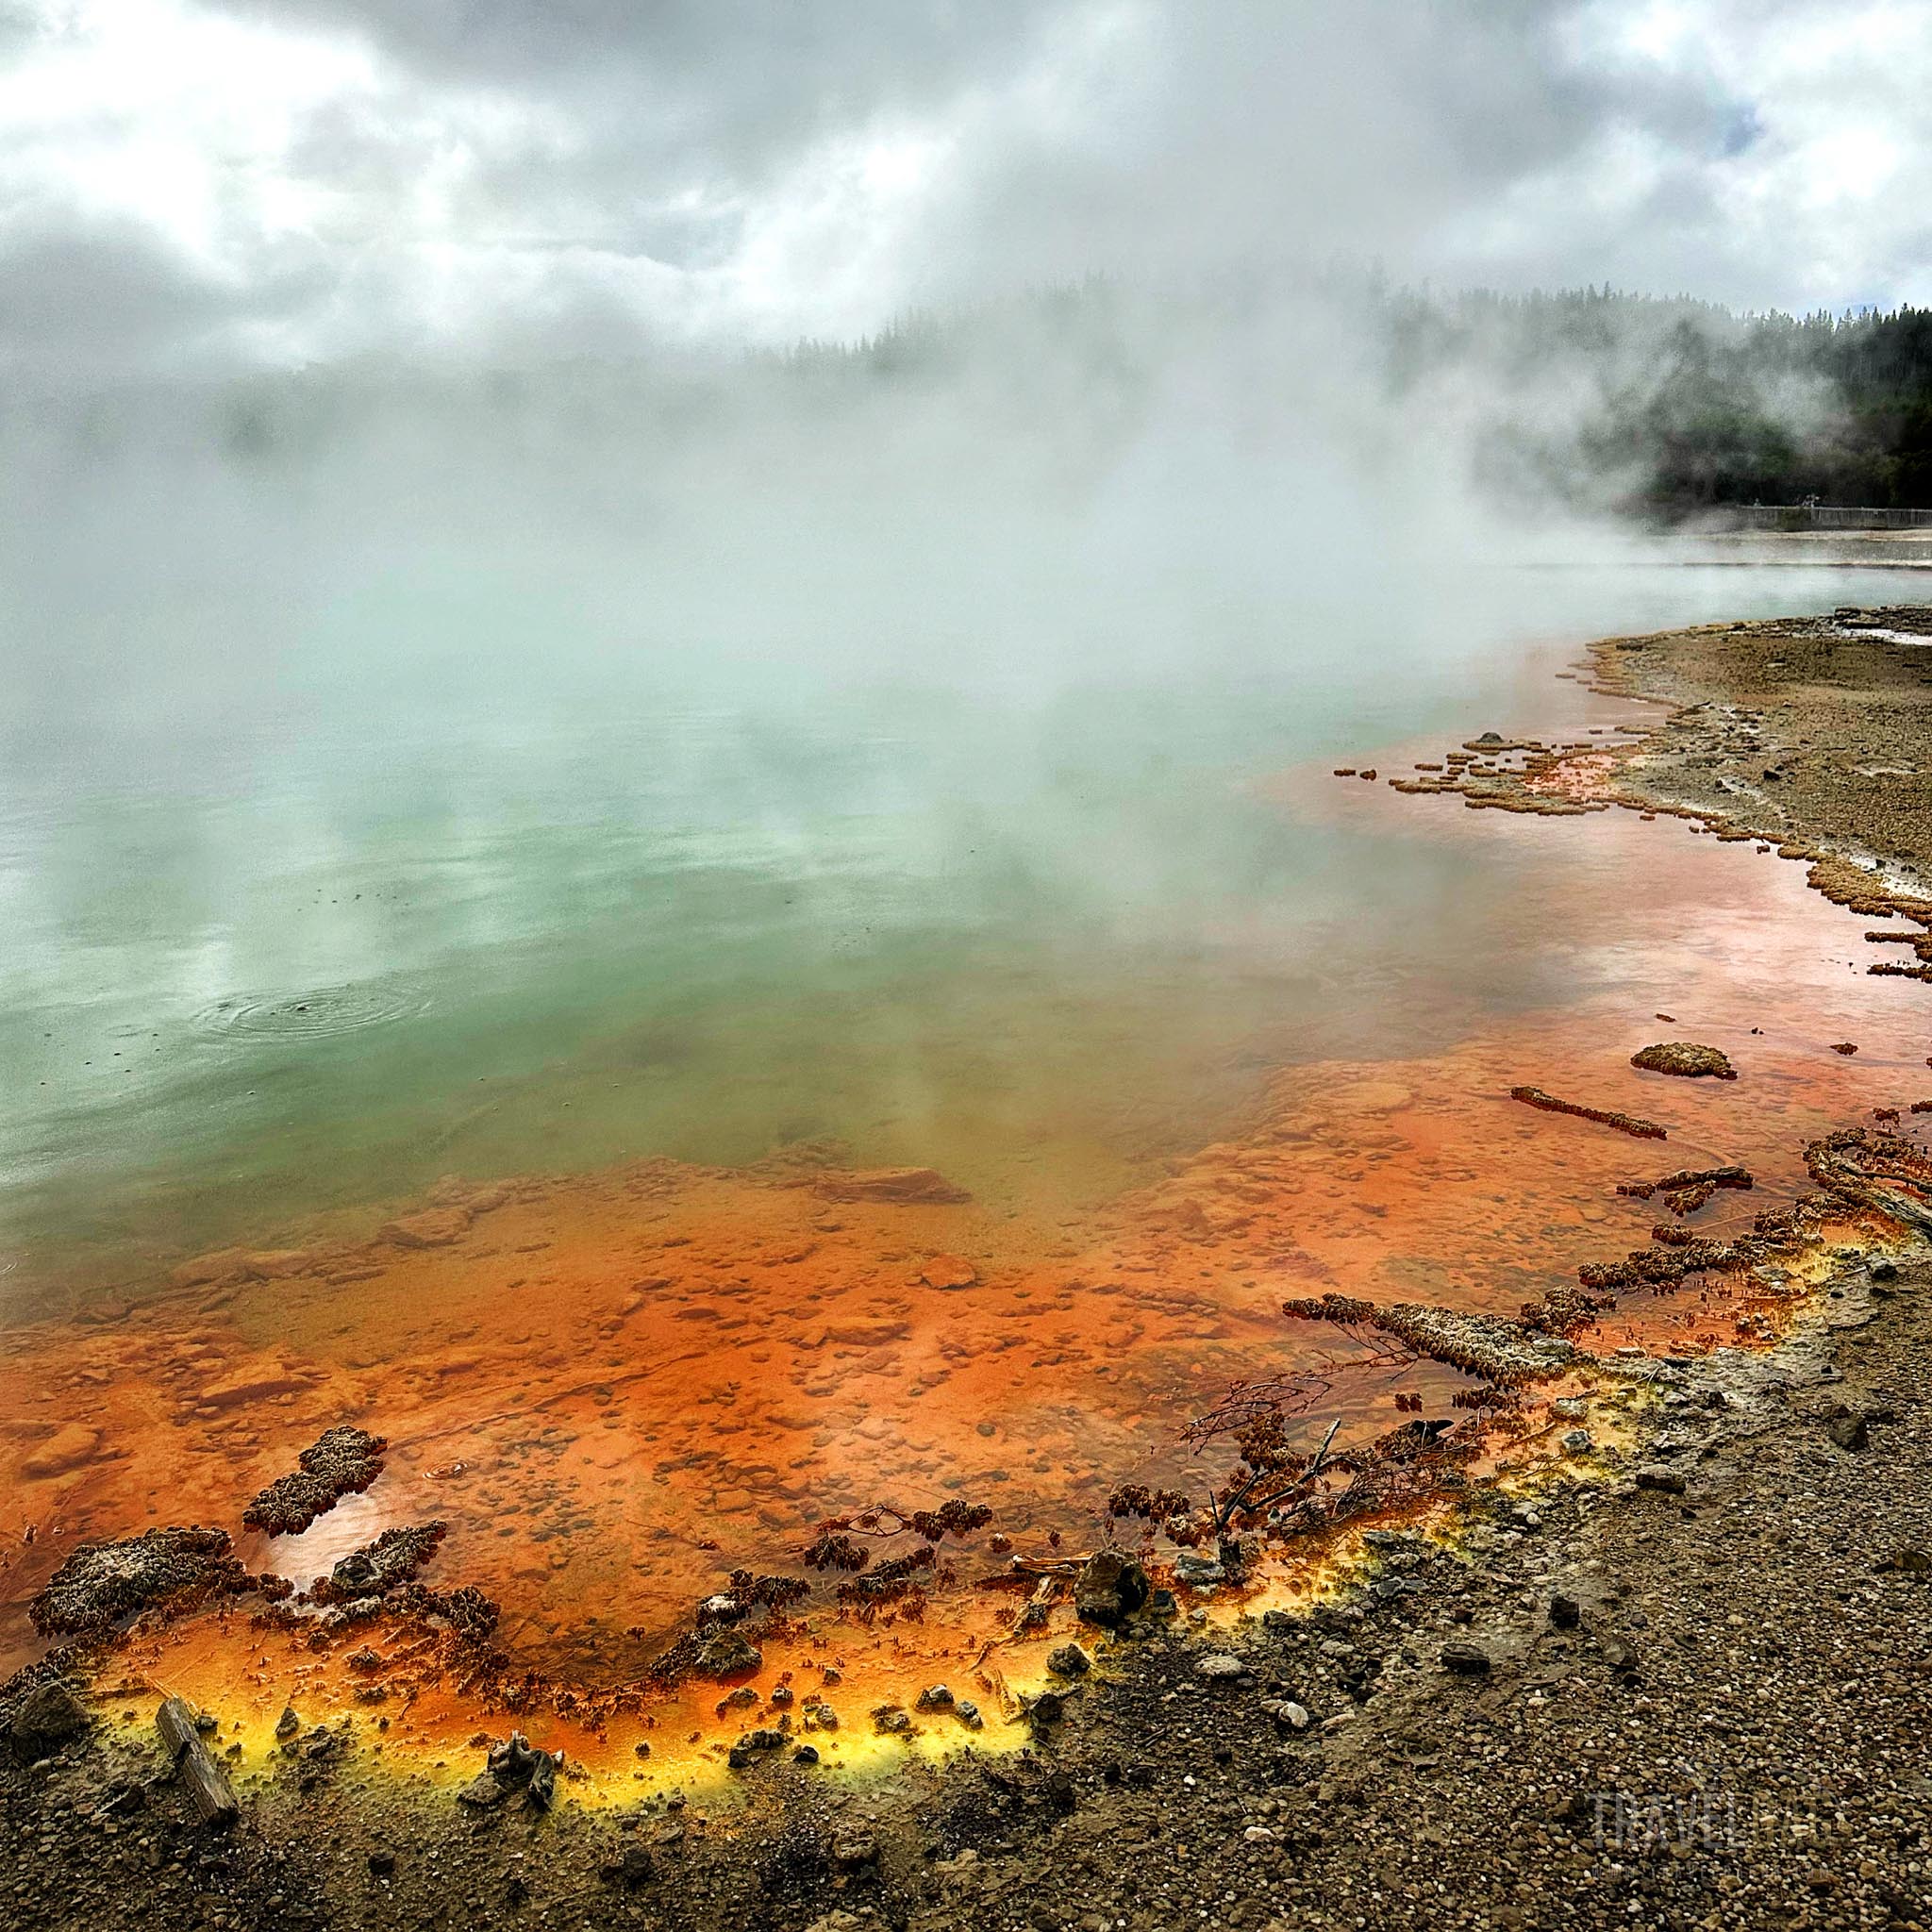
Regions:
[[169, 1248, 260, 1288], [23, 1424, 104, 1479], [812, 1168, 970, 1205], [380, 1207, 473, 1249], [195, 1370, 311, 1411], [919, 1255, 978, 1291]]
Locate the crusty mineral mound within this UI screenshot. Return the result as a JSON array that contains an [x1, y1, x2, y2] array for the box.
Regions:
[[243, 1424, 388, 1537], [30, 1525, 247, 1638], [1630, 1041, 1737, 1080]]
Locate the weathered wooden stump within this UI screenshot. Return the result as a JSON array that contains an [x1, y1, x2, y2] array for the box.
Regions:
[[156, 1696, 240, 1828]]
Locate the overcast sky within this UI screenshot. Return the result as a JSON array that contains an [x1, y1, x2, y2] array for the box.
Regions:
[[2, 0, 1928, 379]]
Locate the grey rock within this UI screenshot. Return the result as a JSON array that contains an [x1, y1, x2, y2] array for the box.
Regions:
[[8, 1680, 88, 1760], [1826, 1412, 1870, 1451], [1075, 1549, 1150, 1628], [1174, 1552, 1226, 1588], [1263, 1698, 1314, 1733], [694, 1630, 763, 1678]]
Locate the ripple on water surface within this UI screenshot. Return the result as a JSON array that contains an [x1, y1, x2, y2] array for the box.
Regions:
[[195, 981, 434, 1044]]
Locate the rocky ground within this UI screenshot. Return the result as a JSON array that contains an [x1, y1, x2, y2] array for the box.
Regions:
[[7, 607, 1932, 1931], [1590, 603, 1932, 885], [6, 1248, 1930, 1932]]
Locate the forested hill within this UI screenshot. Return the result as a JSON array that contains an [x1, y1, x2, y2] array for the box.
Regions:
[[1387, 288, 1932, 516]]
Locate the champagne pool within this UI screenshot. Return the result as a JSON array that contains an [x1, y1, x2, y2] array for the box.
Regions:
[[2, 554, 1925, 1792]]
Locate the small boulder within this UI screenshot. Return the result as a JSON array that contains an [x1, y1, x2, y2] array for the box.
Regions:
[[1045, 1643, 1091, 1678], [1634, 1465, 1687, 1495], [1074, 1549, 1150, 1629], [1194, 1654, 1245, 1682], [1441, 1642, 1491, 1675], [8, 1679, 89, 1760]]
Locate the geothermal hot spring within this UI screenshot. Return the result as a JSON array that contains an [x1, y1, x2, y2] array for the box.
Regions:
[[3, 550, 1927, 1793]]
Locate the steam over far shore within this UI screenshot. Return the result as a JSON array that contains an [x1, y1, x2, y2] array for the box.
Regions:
[[2, 3, 1928, 756]]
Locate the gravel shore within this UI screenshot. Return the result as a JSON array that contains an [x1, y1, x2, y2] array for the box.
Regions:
[[7, 607, 1932, 1932]]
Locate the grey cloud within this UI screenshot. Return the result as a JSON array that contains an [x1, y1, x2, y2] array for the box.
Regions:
[[0, 219, 305, 380], [3, 0, 1927, 383], [217, 0, 1058, 178]]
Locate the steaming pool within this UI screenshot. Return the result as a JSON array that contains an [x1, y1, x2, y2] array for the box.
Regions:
[[2, 556, 1926, 1787]]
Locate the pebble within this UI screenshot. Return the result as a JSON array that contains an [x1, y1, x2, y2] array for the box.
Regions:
[[1194, 1654, 1245, 1681]]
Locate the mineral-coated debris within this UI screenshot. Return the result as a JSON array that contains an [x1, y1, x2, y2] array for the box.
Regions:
[[693, 1630, 763, 1679], [29, 1526, 249, 1638], [243, 1425, 389, 1537], [314, 1523, 448, 1603], [1509, 1086, 1668, 1141], [473, 1732, 560, 1811], [1281, 1292, 1586, 1386], [1630, 1041, 1737, 1079], [1807, 1127, 1932, 1233]]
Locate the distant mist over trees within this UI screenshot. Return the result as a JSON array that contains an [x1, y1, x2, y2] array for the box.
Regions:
[[1390, 287, 1932, 516], [8, 275, 1930, 526]]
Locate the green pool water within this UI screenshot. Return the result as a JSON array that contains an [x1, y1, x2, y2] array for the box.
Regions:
[[0, 555, 1910, 1312]]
